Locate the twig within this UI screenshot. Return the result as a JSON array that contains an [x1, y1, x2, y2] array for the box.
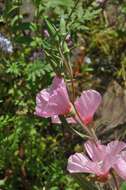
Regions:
[[111, 170, 120, 190]]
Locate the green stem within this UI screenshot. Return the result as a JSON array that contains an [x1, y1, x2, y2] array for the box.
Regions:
[[59, 42, 98, 141], [61, 0, 80, 50], [58, 0, 98, 141]]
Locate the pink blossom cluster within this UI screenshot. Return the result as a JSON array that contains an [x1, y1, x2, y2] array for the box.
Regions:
[[67, 140, 126, 181], [35, 75, 126, 183], [35, 76, 101, 126]]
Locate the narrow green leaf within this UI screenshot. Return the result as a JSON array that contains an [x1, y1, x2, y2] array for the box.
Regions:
[[45, 19, 57, 35], [60, 16, 66, 35]]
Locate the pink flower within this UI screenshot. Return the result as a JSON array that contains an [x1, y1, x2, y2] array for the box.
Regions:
[[35, 75, 102, 126], [35, 76, 72, 117], [43, 29, 50, 38], [51, 90, 102, 126], [67, 140, 126, 181], [113, 151, 126, 180], [51, 115, 76, 124], [74, 90, 101, 125]]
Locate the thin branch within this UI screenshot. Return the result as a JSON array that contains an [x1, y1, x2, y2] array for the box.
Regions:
[[111, 171, 120, 190]]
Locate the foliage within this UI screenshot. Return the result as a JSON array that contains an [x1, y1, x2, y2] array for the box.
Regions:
[[1, 0, 126, 189]]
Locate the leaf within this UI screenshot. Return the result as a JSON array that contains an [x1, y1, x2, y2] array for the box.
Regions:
[[45, 19, 57, 35], [121, 182, 126, 190], [26, 60, 52, 82], [60, 16, 66, 35], [44, 0, 73, 8], [73, 174, 98, 190], [7, 5, 19, 16], [83, 7, 101, 21], [70, 126, 88, 139], [12, 22, 32, 32], [15, 36, 33, 44], [0, 179, 6, 186], [6, 62, 21, 76]]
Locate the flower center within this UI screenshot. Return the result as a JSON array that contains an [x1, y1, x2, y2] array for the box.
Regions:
[[96, 173, 109, 182], [83, 115, 93, 125], [64, 103, 73, 116]]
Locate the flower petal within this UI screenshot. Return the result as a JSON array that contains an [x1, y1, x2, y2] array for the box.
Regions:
[[51, 115, 77, 124], [35, 76, 71, 117], [75, 90, 101, 125], [113, 154, 126, 180], [107, 140, 126, 155], [51, 115, 61, 124], [85, 140, 107, 162], [51, 76, 64, 91], [67, 153, 101, 175]]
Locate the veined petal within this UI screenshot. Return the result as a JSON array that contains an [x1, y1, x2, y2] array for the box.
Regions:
[[113, 154, 126, 180], [75, 90, 101, 125], [85, 140, 107, 162], [67, 140, 126, 181], [107, 141, 126, 155], [48, 87, 71, 115], [67, 153, 101, 175], [35, 76, 71, 118]]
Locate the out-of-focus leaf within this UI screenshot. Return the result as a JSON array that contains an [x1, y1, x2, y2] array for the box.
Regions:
[[60, 16, 66, 35], [0, 179, 6, 186], [70, 126, 88, 139], [12, 22, 33, 31], [121, 182, 126, 190], [15, 36, 33, 44], [7, 5, 19, 16], [45, 19, 57, 35], [44, 0, 73, 8], [73, 174, 98, 190]]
